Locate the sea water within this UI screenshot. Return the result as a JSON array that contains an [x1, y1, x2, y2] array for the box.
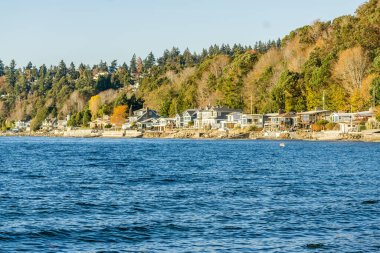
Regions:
[[0, 137, 379, 252]]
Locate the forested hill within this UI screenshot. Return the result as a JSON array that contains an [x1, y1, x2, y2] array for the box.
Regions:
[[1, 0, 380, 130]]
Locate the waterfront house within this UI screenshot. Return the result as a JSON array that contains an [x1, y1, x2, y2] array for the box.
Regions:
[[136, 118, 156, 129], [221, 112, 242, 129], [330, 112, 354, 123], [240, 114, 264, 129], [194, 106, 242, 129], [15, 120, 30, 130], [129, 108, 159, 124], [57, 119, 68, 131], [176, 109, 198, 128], [330, 111, 374, 133], [264, 112, 298, 131], [90, 115, 111, 129], [42, 118, 58, 131], [297, 109, 332, 129], [153, 118, 176, 131]]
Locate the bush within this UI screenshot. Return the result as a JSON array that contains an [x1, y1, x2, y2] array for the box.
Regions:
[[104, 124, 112, 129], [247, 125, 258, 131], [316, 119, 329, 126], [326, 122, 337, 130], [311, 124, 323, 132]]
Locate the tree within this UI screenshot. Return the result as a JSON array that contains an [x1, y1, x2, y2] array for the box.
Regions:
[[129, 54, 137, 75], [82, 108, 92, 126], [0, 59, 4, 76], [6, 59, 17, 87], [143, 52, 155, 69], [56, 60, 67, 79], [334, 46, 369, 93], [68, 62, 78, 79], [89, 95, 102, 120], [110, 60, 118, 73], [137, 57, 143, 75], [110, 105, 128, 127], [31, 107, 48, 131]]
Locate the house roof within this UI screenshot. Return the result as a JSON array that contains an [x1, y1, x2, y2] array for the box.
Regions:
[[331, 112, 354, 117], [297, 110, 331, 115], [212, 107, 242, 113], [183, 109, 198, 115], [264, 113, 279, 117], [227, 112, 242, 116], [355, 111, 373, 117]]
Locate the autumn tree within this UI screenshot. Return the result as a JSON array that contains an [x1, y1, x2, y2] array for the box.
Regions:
[[110, 105, 128, 127], [137, 57, 143, 75], [89, 95, 102, 120], [334, 46, 369, 93]]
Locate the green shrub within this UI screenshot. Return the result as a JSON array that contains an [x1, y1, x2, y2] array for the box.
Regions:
[[316, 119, 329, 126], [326, 122, 337, 130]]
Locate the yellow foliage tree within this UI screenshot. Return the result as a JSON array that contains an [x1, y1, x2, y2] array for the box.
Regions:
[[334, 46, 369, 93], [110, 105, 128, 127], [89, 95, 102, 120]]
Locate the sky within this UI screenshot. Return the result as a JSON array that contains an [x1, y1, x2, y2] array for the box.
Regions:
[[0, 0, 366, 67]]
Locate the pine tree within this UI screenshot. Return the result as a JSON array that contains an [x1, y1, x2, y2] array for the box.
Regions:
[[56, 60, 67, 79], [0, 59, 5, 76], [129, 54, 137, 75], [143, 52, 155, 69], [68, 62, 78, 79], [182, 48, 194, 66], [110, 60, 118, 73], [6, 59, 17, 87]]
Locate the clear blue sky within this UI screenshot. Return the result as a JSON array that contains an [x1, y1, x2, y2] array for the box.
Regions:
[[0, 0, 366, 67]]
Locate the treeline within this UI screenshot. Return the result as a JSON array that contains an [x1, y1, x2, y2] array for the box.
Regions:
[[0, 40, 280, 130]]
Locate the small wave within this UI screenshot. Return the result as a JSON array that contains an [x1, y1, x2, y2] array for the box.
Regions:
[[305, 243, 324, 249], [161, 178, 176, 183], [362, 200, 379, 205], [75, 201, 98, 207]]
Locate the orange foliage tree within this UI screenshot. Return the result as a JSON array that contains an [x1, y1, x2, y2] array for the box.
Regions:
[[110, 105, 128, 127]]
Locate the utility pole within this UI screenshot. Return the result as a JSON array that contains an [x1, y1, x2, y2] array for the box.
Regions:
[[250, 94, 253, 115], [322, 90, 325, 110], [373, 87, 376, 108]]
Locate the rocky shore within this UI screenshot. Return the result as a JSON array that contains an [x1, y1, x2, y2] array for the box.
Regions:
[[2, 128, 380, 142]]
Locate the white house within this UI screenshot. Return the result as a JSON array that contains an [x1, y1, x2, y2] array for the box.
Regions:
[[194, 106, 242, 129]]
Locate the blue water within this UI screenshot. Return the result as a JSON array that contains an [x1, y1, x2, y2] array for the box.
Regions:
[[0, 137, 379, 252]]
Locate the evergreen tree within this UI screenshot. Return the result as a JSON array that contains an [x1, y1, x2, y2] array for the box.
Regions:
[[182, 48, 194, 66], [26, 61, 33, 70], [0, 59, 5, 76], [56, 60, 67, 79], [110, 60, 118, 73], [6, 59, 17, 87], [129, 54, 137, 75], [99, 60, 108, 72], [68, 62, 78, 79], [143, 52, 155, 69]]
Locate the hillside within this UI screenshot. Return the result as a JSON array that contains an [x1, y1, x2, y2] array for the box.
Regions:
[[0, 0, 379, 130]]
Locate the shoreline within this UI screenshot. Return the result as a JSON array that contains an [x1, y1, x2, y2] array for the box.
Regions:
[[2, 129, 380, 142]]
